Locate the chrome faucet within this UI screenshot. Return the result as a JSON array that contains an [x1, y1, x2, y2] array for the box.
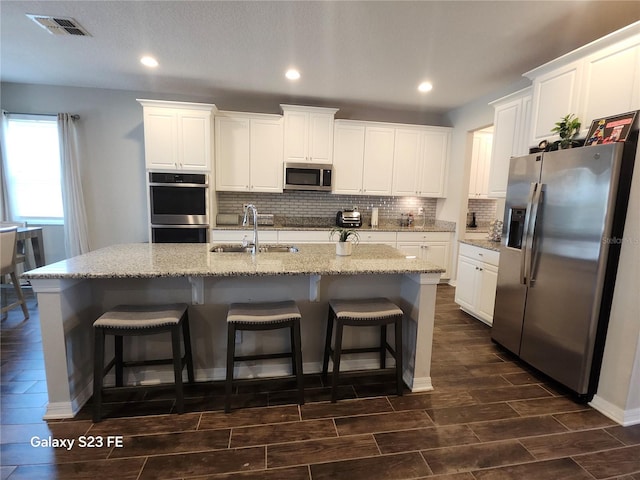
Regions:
[[242, 204, 259, 255]]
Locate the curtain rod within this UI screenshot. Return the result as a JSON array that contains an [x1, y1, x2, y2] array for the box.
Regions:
[[4, 111, 80, 119]]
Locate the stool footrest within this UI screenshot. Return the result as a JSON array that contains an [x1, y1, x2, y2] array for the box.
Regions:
[[234, 352, 294, 362]]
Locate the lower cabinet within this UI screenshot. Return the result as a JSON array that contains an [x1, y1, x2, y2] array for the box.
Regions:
[[396, 232, 451, 279], [454, 243, 499, 325]]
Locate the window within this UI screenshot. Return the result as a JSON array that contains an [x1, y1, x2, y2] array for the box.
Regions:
[[3, 114, 64, 224]]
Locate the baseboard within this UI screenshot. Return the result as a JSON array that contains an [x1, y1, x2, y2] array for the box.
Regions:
[[590, 395, 640, 426]]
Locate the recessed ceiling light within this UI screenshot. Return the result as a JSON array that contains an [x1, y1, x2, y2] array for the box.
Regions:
[[418, 81, 433, 93], [140, 56, 159, 68], [286, 69, 301, 80]]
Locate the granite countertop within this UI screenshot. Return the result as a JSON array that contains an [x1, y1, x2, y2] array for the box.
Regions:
[[23, 243, 445, 280], [214, 219, 456, 233], [459, 238, 501, 252]]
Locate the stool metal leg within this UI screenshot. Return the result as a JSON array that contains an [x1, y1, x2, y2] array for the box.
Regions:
[[380, 325, 387, 369], [114, 335, 124, 387], [171, 326, 185, 414], [93, 328, 105, 423], [225, 323, 236, 413], [331, 320, 344, 403], [322, 308, 334, 380], [292, 319, 304, 405], [182, 315, 195, 383], [395, 315, 403, 397]]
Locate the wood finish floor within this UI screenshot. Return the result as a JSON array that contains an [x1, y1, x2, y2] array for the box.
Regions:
[[1, 286, 639, 479]]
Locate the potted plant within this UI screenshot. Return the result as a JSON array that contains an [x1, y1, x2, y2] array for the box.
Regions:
[[330, 226, 359, 256], [551, 113, 581, 149]]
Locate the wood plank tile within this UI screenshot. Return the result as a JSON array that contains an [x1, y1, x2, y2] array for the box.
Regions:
[[426, 402, 520, 426], [300, 397, 392, 420], [606, 425, 640, 445], [267, 434, 379, 468], [88, 412, 200, 436], [109, 429, 231, 458], [501, 372, 545, 386], [573, 445, 640, 479], [139, 446, 265, 480], [519, 429, 624, 460], [507, 396, 588, 416], [553, 410, 618, 430], [6, 458, 145, 480], [469, 384, 552, 403], [388, 391, 477, 411], [230, 419, 336, 448], [469, 416, 567, 442], [310, 452, 430, 480], [466, 363, 524, 376], [472, 457, 591, 479], [189, 465, 311, 479], [431, 375, 511, 391], [199, 405, 300, 429], [421, 440, 534, 475], [375, 425, 479, 454], [334, 410, 433, 436]]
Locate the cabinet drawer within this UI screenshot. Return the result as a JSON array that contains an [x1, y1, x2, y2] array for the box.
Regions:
[[278, 230, 331, 243], [459, 243, 500, 266], [396, 231, 451, 242], [211, 229, 278, 243], [358, 231, 397, 243]]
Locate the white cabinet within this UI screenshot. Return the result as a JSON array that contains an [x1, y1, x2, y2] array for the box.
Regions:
[[211, 229, 278, 244], [487, 88, 532, 198], [281, 105, 338, 164], [362, 126, 395, 195], [525, 28, 640, 145], [469, 129, 493, 198], [278, 230, 332, 244], [137, 99, 216, 171], [215, 112, 283, 193], [396, 231, 451, 279], [358, 231, 397, 246], [332, 121, 394, 195], [454, 243, 500, 325], [392, 127, 451, 197]]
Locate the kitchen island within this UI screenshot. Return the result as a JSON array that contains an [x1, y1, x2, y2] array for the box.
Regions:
[[24, 243, 443, 419]]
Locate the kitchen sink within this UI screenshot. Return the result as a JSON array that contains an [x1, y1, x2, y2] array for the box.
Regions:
[[210, 244, 299, 253]]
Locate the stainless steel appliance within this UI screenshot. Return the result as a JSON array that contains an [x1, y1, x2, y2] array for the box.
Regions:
[[492, 137, 637, 400], [149, 172, 209, 243], [283, 163, 332, 191], [336, 209, 362, 228]]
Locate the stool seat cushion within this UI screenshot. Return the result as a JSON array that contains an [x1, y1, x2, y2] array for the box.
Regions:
[[329, 298, 403, 320], [227, 300, 301, 324], [94, 303, 188, 329]]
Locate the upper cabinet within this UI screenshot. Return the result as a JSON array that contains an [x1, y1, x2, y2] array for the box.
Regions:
[[468, 129, 493, 198], [392, 127, 451, 197], [215, 111, 283, 193], [362, 125, 395, 195], [487, 88, 532, 198], [281, 105, 338, 164], [137, 99, 216, 171], [525, 26, 640, 146]]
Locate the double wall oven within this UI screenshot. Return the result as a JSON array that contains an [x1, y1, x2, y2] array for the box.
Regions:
[[149, 172, 209, 243]]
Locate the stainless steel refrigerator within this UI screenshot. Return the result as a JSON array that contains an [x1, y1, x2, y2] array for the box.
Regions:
[[492, 138, 636, 399]]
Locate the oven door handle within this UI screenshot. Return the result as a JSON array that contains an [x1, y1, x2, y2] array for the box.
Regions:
[[149, 182, 208, 188]]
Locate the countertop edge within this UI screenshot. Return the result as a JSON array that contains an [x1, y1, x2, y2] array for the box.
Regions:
[[459, 239, 501, 252]]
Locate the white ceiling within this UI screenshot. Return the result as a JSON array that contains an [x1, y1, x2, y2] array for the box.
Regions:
[[2, 1, 639, 114]]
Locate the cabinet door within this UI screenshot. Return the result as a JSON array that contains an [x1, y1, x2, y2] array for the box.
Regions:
[[469, 131, 492, 198], [455, 255, 478, 310], [215, 116, 250, 191], [308, 113, 335, 163], [530, 60, 583, 146], [283, 110, 308, 163], [581, 39, 640, 132], [332, 122, 365, 194], [487, 98, 521, 198], [419, 129, 449, 197], [424, 241, 450, 278], [250, 118, 283, 192], [392, 128, 422, 196], [178, 112, 211, 170], [477, 264, 499, 324], [362, 126, 394, 195], [143, 108, 178, 170], [516, 94, 533, 157], [396, 243, 423, 258]]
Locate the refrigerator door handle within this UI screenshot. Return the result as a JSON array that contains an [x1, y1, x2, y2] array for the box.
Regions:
[[520, 182, 537, 285], [524, 183, 544, 287]]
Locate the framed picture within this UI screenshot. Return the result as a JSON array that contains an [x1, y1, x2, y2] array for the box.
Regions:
[[585, 111, 638, 146]]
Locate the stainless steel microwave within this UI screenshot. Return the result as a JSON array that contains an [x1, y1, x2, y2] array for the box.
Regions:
[[283, 163, 333, 191]]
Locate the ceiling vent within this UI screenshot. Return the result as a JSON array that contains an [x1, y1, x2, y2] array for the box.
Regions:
[[26, 14, 91, 36]]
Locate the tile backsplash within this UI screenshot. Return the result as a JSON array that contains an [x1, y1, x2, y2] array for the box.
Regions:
[[467, 198, 498, 226], [217, 191, 437, 223]]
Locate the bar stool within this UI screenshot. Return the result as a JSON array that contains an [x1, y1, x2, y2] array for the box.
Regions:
[[322, 298, 404, 402], [92, 303, 194, 422], [225, 300, 304, 413]]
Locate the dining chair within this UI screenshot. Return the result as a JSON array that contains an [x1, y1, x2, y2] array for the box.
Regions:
[[1, 226, 30, 320]]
